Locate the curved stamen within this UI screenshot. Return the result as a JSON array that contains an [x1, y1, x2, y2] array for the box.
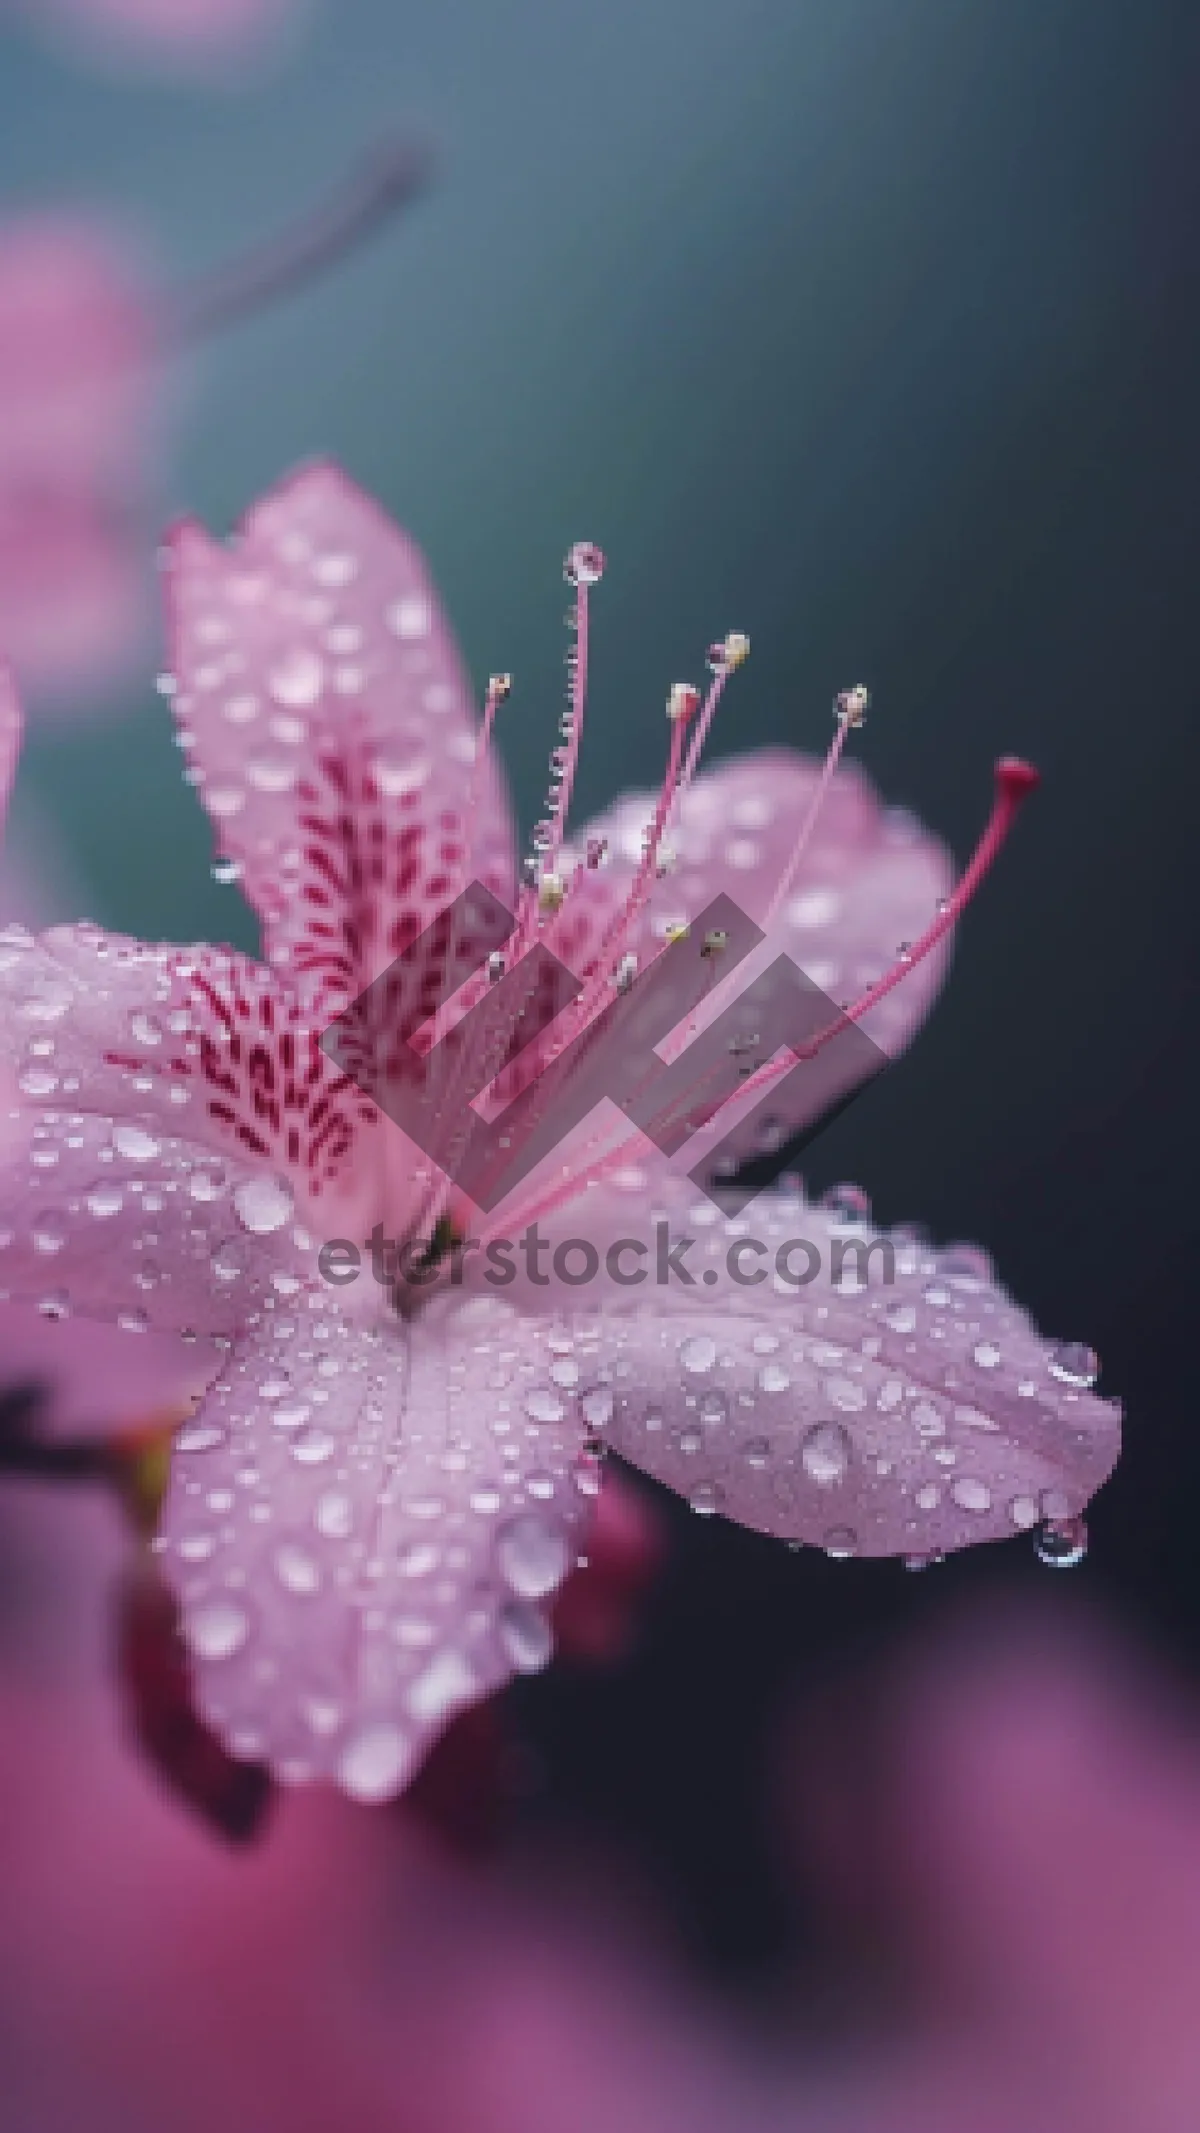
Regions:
[[166, 135, 432, 345], [761, 690, 864, 933], [497, 757, 1039, 1235], [721, 757, 1040, 1110]]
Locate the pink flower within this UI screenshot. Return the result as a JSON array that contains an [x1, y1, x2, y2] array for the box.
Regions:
[[0, 216, 157, 706], [15, 0, 307, 74], [0, 464, 1120, 1800]]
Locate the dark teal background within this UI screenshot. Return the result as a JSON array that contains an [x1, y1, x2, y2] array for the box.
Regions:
[[1, 0, 1197, 1971]]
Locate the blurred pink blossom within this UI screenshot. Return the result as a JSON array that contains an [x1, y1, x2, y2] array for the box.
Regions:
[[14, 0, 309, 74], [0, 468, 1119, 1802], [0, 216, 158, 707]]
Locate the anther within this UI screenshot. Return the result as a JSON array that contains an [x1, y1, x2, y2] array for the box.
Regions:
[[564, 541, 606, 588], [835, 683, 869, 727], [667, 682, 702, 722], [706, 632, 749, 676]]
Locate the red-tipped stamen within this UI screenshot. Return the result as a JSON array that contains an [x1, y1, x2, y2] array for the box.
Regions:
[[494, 755, 1040, 1233], [724, 757, 1040, 1113]]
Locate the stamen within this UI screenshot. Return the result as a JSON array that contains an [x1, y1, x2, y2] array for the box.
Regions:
[[732, 757, 1040, 1111], [494, 759, 1039, 1240], [167, 135, 432, 345], [544, 542, 604, 868], [676, 633, 749, 798], [761, 684, 868, 933]]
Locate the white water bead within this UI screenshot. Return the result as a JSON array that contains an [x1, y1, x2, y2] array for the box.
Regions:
[[495, 1513, 570, 1600], [337, 1723, 413, 1803], [268, 648, 324, 707], [232, 1176, 294, 1235], [184, 1597, 249, 1662]]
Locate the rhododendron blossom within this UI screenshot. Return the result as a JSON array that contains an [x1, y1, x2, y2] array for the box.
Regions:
[[0, 217, 156, 703], [0, 148, 425, 708], [15, 0, 306, 72], [0, 466, 1120, 1800]]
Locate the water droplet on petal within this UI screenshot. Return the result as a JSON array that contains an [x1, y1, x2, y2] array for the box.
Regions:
[[113, 1125, 160, 1162], [498, 1599, 553, 1674], [581, 1386, 614, 1430], [84, 1185, 123, 1220], [185, 1598, 249, 1661], [291, 1428, 336, 1465], [496, 1513, 570, 1599], [337, 1722, 411, 1803], [950, 1476, 992, 1513], [1034, 1515, 1088, 1569], [314, 1491, 353, 1539], [176, 1423, 227, 1453], [688, 1480, 724, 1516], [274, 1542, 322, 1595], [525, 1387, 567, 1424], [823, 1526, 858, 1560], [680, 1335, 717, 1375], [972, 1341, 1001, 1370], [819, 1182, 872, 1226], [233, 1176, 294, 1235], [268, 648, 324, 708], [1047, 1340, 1100, 1389], [801, 1421, 851, 1485]]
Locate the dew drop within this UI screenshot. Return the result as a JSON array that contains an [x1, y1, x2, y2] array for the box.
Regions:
[[688, 1480, 724, 1516], [233, 1175, 294, 1235], [498, 1599, 553, 1674], [680, 1334, 717, 1375], [801, 1420, 851, 1486], [496, 1513, 570, 1599], [113, 1125, 161, 1162], [337, 1723, 411, 1803], [314, 1490, 354, 1540], [274, 1542, 322, 1595], [581, 1386, 614, 1430], [291, 1428, 336, 1466], [1047, 1340, 1100, 1389], [268, 648, 324, 708], [185, 1598, 249, 1661], [176, 1423, 227, 1453], [525, 1387, 566, 1424], [819, 1182, 872, 1226], [1034, 1515, 1088, 1569], [950, 1476, 992, 1513], [823, 1526, 858, 1560], [247, 754, 298, 795]]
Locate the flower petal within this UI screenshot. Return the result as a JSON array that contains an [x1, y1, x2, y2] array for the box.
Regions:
[[563, 747, 950, 1015], [533, 749, 953, 1165], [158, 1291, 590, 1795], [164, 463, 515, 1017], [0, 924, 378, 1216], [472, 1173, 1120, 1562], [0, 1102, 312, 1338]]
